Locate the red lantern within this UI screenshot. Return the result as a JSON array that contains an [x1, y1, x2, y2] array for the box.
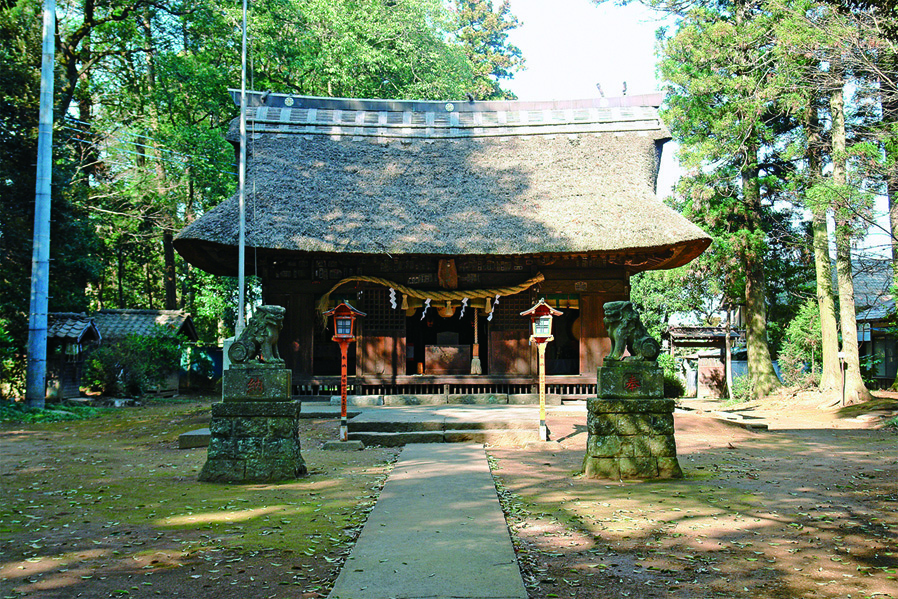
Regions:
[[520, 299, 562, 345], [323, 302, 365, 441], [520, 299, 562, 442]]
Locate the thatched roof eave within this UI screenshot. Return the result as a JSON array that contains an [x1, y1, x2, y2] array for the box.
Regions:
[[172, 237, 711, 279]]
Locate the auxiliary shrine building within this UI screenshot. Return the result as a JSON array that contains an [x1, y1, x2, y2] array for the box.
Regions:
[[174, 92, 710, 400]]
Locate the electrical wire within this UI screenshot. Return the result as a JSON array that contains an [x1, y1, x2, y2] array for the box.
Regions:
[[62, 118, 238, 175]]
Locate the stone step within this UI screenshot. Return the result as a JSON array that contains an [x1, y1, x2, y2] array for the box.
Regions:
[[444, 428, 540, 445], [348, 431, 446, 447], [348, 418, 532, 433], [328, 393, 564, 406], [178, 428, 211, 449], [348, 428, 539, 447]]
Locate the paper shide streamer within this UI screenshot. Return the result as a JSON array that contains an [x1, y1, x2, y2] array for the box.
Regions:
[[487, 294, 500, 322]]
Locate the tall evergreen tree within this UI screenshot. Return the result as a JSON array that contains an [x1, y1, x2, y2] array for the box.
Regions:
[[659, 0, 783, 397], [453, 0, 524, 100]]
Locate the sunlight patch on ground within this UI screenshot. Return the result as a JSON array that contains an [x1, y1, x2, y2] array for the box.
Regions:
[[156, 504, 292, 526], [0, 548, 109, 579]]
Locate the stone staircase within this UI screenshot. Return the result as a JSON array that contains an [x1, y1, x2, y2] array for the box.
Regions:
[[345, 405, 544, 447]]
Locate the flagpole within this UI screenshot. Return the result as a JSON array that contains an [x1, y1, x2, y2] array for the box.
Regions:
[[236, 0, 247, 336]]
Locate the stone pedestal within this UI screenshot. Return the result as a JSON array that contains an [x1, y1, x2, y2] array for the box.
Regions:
[[583, 363, 682, 480], [582, 398, 682, 479], [199, 400, 307, 483], [222, 363, 292, 402], [597, 361, 664, 399]]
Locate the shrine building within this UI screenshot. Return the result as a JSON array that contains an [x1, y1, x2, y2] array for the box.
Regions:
[[173, 92, 710, 400]]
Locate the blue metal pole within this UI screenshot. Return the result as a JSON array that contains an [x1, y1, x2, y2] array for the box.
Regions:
[[236, 0, 247, 337], [25, 0, 56, 408]]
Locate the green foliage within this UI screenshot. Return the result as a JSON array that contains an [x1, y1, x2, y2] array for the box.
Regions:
[[0, 401, 108, 423], [656, 354, 686, 398], [84, 328, 183, 397], [778, 297, 822, 387], [0, 319, 25, 399], [453, 0, 524, 99], [630, 265, 724, 339], [859, 353, 882, 386], [729, 374, 756, 404], [0, 0, 103, 365]]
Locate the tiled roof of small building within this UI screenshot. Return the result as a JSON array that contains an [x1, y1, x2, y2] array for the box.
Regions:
[[47, 313, 101, 343], [849, 259, 894, 311], [91, 309, 198, 341]]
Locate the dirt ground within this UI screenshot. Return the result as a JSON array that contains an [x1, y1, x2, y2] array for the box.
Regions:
[[489, 390, 898, 599], [1, 392, 896, 599]]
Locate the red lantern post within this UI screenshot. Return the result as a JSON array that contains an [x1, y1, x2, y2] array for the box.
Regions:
[[323, 302, 365, 442], [521, 299, 562, 441]]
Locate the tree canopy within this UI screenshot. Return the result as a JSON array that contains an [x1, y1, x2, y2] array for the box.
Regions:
[[1, 0, 524, 396]]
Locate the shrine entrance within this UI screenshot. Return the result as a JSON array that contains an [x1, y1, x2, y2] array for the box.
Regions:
[[405, 306, 489, 376]]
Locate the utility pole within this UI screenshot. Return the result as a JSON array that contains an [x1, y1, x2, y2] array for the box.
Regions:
[[236, 0, 248, 337], [25, 0, 56, 409]]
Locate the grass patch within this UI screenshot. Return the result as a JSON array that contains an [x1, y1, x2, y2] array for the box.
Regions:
[[837, 397, 898, 418], [1, 398, 399, 597], [0, 400, 110, 423]]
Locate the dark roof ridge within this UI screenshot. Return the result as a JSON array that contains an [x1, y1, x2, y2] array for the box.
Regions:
[[228, 89, 663, 113], [95, 308, 189, 315]]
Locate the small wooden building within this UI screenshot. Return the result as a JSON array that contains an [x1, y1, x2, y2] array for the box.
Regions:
[[664, 326, 745, 398], [91, 309, 199, 396], [47, 313, 101, 399], [174, 92, 710, 399]]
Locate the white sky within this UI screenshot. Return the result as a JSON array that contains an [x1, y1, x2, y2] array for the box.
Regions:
[[503, 0, 680, 197], [503, 0, 671, 101], [502, 1, 891, 256]]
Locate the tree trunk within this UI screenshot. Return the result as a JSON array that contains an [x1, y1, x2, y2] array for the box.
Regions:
[[881, 51, 898, 267], [831, 82, 873, 404], [163, 231, 176, 309], [806, 104, 841, 390], [812, 209, 841, 390], [742, 140, 780, 398], [140, 11, 178, 309], [744, 252, 780, 397], [117, 246, 125, 308]]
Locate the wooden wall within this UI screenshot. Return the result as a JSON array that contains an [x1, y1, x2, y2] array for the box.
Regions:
[[264, 254, 629, 379]]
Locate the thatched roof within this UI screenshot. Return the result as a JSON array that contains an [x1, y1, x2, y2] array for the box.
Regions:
[[174, 92, 710, 275]]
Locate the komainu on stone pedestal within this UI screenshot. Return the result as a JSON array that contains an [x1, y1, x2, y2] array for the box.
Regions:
[[200, 304, 306, 483], [223, 305, 292, 402], [228, 305, 287, 365], [582, 302, 682, 480], [603, 301, 661, 362]]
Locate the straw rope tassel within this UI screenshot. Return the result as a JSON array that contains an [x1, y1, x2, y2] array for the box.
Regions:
[[471, 308, 482, 375]]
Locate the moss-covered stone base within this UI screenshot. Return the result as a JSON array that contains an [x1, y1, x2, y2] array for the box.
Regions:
[[199, 401, 307, 483], [222, 365, 292, 402], [582, 398, 683, 480]]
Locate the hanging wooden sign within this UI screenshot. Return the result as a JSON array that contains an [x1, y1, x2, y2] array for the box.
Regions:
[[438, 259, 458, 290]]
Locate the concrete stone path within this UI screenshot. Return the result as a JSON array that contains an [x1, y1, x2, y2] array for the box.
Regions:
[[327, 443, 528, 599]]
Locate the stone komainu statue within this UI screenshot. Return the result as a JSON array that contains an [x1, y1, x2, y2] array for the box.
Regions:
[[228, 305, 286, 365], [603, 301, 660, 362]]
